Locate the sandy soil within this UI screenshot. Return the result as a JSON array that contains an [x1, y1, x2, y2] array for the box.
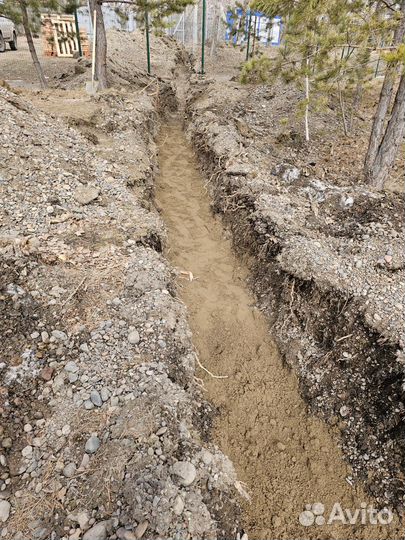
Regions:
[[0, 37, 76, 88]]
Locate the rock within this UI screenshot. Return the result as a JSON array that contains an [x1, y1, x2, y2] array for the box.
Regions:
[[52, 330, 67, 341], [117, 528, 137, 540], [68, 373, 78, 383], [90, 389, 102, 407], [82, 522, 107, 540], [340, 405, 349, 417], [128, 330, 140, 345], [171, 461, 197, 486], [76, 511, 89, 529], [0, 500, 10, 522], [84, 399, 94, 410], [40, 366, 54, 381], [173, 494, 184, 515], [64, 361, 79, 373], [73, 185, 100, 205], [79, 453, 90, 470], [282, 167, 300, 183], [134, 520, 148, 539], [85, 436, 100, 454], [63, 463, 76, 478], [100, 387, 110, 402], [22, 445, 33, 458], [1, 438, 12, 449]]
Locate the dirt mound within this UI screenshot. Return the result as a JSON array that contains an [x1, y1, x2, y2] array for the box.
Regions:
[[0, 75, 241, 539]]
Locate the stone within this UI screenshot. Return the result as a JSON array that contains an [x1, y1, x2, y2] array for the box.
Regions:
[[82, 522, 107, 540], [76, 511, 89, 529], [84, 400, 94, 410], [22, 445, 33, 458], [52, 330, 67, 341], [73, 186, 100, 206], [340, 405, 349, 417], [85, 436, 100, 454], [0, 500, 10, 522], [40, 366, 54, 381], [128, 330, 140, 345], [173, 494, 184, 516], [64, 361, 79, 373], [63, 463, 76, 478], [171, 461, 196, 486], [90, 390, 102, 407], [134, 520, 148, 539], [117, 528, 137, 540], [100, 388, 110, 402]]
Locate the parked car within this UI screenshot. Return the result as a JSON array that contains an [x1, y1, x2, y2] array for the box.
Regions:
[[0, 16, 17, 52]]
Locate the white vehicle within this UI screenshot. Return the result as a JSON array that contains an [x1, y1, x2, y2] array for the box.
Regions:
[[0, 16, 17, 53]]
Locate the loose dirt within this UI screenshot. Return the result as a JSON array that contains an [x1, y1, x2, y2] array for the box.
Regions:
[[156, 110, 402, 538]]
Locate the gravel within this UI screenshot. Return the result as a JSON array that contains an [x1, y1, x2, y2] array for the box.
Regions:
[[0, 33, 241, 540]]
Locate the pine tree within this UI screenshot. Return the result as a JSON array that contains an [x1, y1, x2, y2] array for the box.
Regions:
[[252, 0, 404, 186]]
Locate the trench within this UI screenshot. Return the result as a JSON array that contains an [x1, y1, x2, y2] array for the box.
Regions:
[[155, 102, 401, 538]]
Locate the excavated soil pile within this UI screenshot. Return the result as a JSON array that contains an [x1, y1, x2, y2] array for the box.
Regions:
[[0, 47, 241, 539]]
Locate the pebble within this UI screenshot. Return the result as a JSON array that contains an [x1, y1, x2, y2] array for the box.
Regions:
[[82, 521, 107, 540], [100, 387, 110, 402], [171, 461, 196, 486], [90, 390, 102, 407], [173, 494, 184, 515], [61, 424, 71, 436], [85, 436, 101, 454], [64, 361, 79, 373], [73, 185, 100, 206], [0, 500, 10, 522], [76, 511, 89, 529], [68, 373, 78, 383], [63, 463, 76, 478], [128, 330, 140, 345], [21, 445, 33, 458], [117, 528, 136, 540], [340, 405, 349, 417], [134, 520, 148, 539], [40, 366, 54, 381], [52, 330, 67, 341]]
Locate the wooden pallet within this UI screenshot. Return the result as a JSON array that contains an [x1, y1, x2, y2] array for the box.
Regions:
[[41, 14, 90, 58]]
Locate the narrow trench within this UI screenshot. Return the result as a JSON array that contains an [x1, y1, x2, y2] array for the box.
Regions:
[[155, 89, 400, 539]]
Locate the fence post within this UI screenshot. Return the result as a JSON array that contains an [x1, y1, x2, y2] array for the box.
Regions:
[[201, 0, 206, 74], [74, 7, 83, 57], [145, 8, 151, 75], [245, 9, 251, 61]]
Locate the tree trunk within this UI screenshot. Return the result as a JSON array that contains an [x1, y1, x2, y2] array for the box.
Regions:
[[210, 4, 220, 57], [367, 72, 405, 189], [18, 0, 47, 89], [88, 0, 108, 89], [364, 0, 405, 175]]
